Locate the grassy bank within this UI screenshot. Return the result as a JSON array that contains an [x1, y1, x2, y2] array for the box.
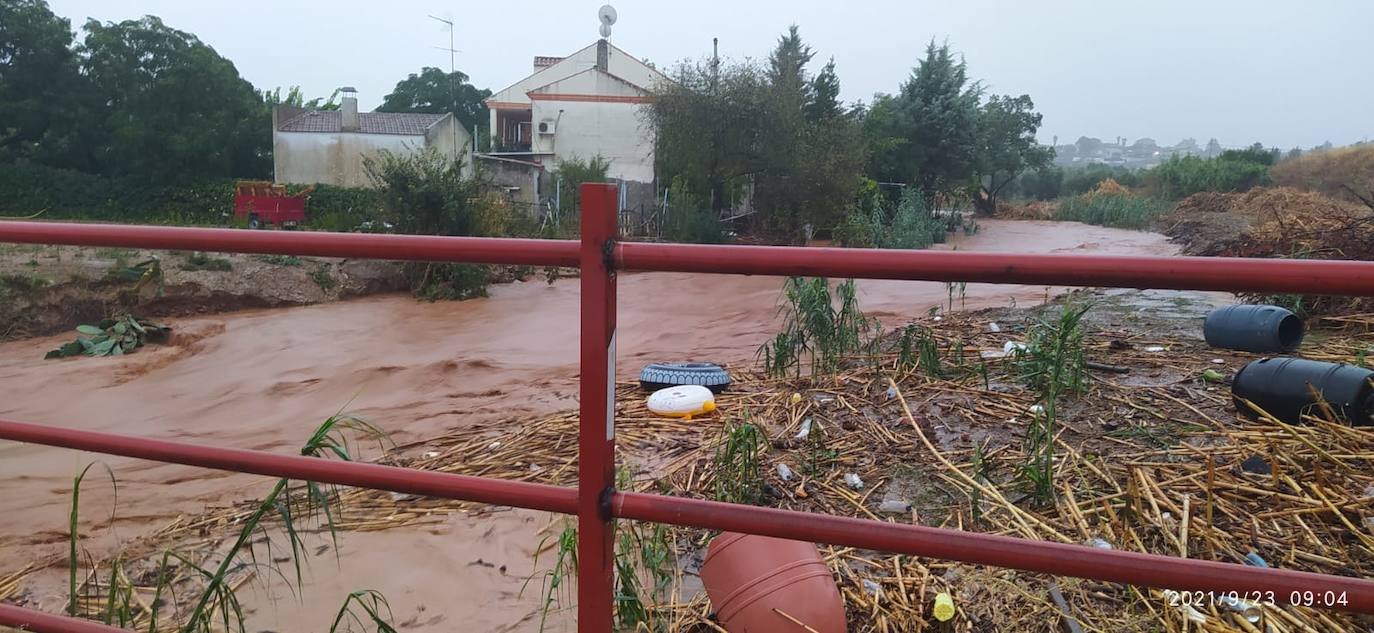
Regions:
[[1053, 191, 1171, 229]]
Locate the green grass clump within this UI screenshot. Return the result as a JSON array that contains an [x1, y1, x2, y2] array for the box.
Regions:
[[1054, 193, 1170, 229], [312, 266, 338, 292], [255, 254, 303, 266], [760, 277, 880, 378], [526, 469, 674, 632], [712, 416, 767, 505], [1013, 301, 1092, 505], [66, 411, 398, 633], [183, 251, 233, 271]]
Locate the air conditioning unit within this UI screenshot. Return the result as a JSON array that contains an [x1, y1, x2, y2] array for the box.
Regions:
[[537, 119, 557, 134]]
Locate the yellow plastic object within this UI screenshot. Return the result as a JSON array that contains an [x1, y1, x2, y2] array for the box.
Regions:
[[933, 592, 955, 622], [646, 385, 717, 420]]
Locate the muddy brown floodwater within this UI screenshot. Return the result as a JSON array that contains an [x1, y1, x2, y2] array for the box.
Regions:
[[0, 219, 1179, 631]]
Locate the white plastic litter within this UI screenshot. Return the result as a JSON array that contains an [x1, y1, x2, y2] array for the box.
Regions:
[[529, 463, 542, 472], [988, 322, 1001, 333], [423, 451, 440, 459], [1029, 404, 1045, 416], [933, 316, 943, 322], [1145, 345, 1166, 352], [1162, 590, 1209, 624], [776, 463, 794, 481], [885, 386, 898, 399], [979, 340, 1028, 359], [862, 579, 883, 596], [796, 418, 813, 439], [843, 473, 864, 490], [878, 500, 913, 514], [1211, 358, 1225, 364], [489, 441, 501, 450], [1086, 537, 1113, 550]]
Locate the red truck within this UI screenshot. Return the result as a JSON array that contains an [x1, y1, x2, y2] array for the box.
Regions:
[[232, 181, 311, 229]]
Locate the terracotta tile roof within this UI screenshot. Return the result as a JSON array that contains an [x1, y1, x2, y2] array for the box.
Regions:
[[277, 111, 446, 135]]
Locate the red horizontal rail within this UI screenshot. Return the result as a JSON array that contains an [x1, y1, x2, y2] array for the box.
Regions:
[[0, 221, 579, 267], [617, 241, 1374, 296], [0, 604, 124, 633], [4, 417, 1373, 614], [6, 220, 1374, 296], [0, 419, 577, 515], [614, 492, 1374, 613]]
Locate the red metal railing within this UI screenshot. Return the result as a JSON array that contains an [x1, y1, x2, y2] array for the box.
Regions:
[[3, 183, 1374, 632]]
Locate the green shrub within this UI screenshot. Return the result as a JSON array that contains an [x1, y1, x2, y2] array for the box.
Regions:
[[661, 178, 723, 244], [552, 155, 611, 218], [1144, 154, 1271, 199], [1061, 164, 1141, 196], [0, 163, 383, 229], [311, 266, 337, 292], [365, 148, 508, 301], [183, 252, 233, 271], [293, 184, 383, 232], [1054, 193, 1170, 229], [835, 187, 944, 249], [412, 263, 488, 301]]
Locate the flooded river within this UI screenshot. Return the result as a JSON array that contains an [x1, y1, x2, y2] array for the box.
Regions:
[[0, 219, 1177, 630]]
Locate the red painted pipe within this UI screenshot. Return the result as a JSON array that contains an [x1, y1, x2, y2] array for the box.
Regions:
[[0, 221, 579, 267], [617, 242, 1374, 296], [576, 182, 619, 630], [5, 416, 1374, 614], [0, 604, 126, 633], [0, 419, 577, 515], [612, 492, 1374, 614]]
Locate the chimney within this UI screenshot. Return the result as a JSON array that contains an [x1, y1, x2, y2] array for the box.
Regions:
[[340, 87, 359, 132], [596, 39, 608, 72]]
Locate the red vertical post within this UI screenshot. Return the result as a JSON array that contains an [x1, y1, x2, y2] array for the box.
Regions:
[[578, 182, 619, 631]]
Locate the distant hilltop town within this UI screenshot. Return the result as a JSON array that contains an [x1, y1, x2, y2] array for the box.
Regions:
[[1048, 136, 1339, 170]]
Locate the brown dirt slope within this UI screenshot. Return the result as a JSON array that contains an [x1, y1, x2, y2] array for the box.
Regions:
[[0, 245, 407, 340]]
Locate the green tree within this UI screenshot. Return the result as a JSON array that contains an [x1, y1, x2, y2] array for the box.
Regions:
[[0, 0, 82, 161], [875, 41, 984, 204], [647, 58, 767, 214], [1218, 141, 1276, 166], [378, 67, 491, 132], [78, 16, 268, 180], [805, 58, 842, 122], [972, 94, 1052, 213], [1016, 165, 1064, 200], [262, 86, 340, 110], [552, 155, 610, 217], [648, 26, 862, 239]]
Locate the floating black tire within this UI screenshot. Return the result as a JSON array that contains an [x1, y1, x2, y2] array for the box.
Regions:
[[639, 362, 731, 393]]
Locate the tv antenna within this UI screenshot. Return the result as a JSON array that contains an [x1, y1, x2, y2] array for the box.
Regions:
[[598, 5, 617, 38]]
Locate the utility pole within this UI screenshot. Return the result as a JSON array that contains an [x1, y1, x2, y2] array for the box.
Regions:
[[429, 14, 462, 159]]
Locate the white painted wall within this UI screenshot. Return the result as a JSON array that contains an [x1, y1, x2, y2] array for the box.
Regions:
[[274, 120, 472, 187], [275, 132, 422, 188], [532, 98, 654, 183]]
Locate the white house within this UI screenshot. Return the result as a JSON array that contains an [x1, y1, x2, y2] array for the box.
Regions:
[[484, 39, 667, 195], [273, 88, 473, 188]]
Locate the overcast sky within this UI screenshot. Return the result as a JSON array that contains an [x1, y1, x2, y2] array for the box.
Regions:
[[47, 0, 1374, 149]]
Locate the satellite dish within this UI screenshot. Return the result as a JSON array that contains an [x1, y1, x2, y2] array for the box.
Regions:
[[599, 23, 612, 38], [598, 4, 618, 26]]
